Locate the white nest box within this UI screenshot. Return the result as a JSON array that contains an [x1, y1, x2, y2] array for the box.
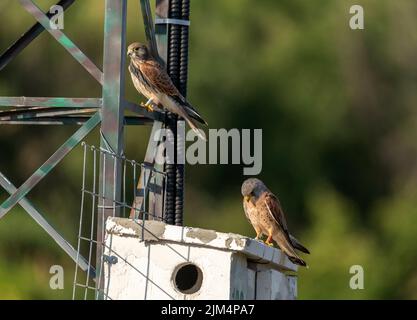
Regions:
[[103, 217, 298, 300]]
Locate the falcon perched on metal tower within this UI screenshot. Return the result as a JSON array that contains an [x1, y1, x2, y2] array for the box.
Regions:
[[127, 42, 207, 140]]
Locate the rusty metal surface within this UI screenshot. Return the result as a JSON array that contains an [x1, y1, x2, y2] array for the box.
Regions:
[[96, 0, 127, 299], [0, 116, 151, 126], [124, 100, 165, 122], [0, 117, 92, 125], [0, 98, 164, 123], [0, 108, 97, 121], [0, 97, 102, 108]]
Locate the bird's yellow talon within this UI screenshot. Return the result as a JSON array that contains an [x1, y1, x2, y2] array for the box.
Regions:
[[146, 104, 154, 112], [265, 232, 274, 246], [140, 102, 154, 112]]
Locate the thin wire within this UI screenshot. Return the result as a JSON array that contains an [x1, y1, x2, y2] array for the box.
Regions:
[[149, 170, 156, 217], [74, 283, 113, 301], [74, 283, 97, 291], [95, 151, 106, 300], [123, 159, 127, 217], [81, 190, 164, 221], [84, 147, 97, 299], [83, 142, 166, 175], [104, 233, 113, 300], [141, 167, 146, 239], [163, 168, 168, 221], [132, 161, 137, 219], [99, 129, 115, 154], [78, 217, 190, 264], [112, 153, 117, 218], [79, 235, 176, 300], [143, 168, 147, 219], [104, 153, 118, 299], [74, 143, 168, 300], [72, 142, 87, 300]]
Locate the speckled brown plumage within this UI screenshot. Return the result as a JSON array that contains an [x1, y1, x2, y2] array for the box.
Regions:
[[242, 178, 309, 267], [127, 42, 207, 140]]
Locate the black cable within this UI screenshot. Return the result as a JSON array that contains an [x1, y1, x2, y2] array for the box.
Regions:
[[164, 0, 182, 225], [175, 0, 190, 226], [164, 0, 190, 226], [179, 0, 190, 97]]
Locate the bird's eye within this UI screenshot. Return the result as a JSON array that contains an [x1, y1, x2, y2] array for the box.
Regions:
[[135, 47, 139, 51]]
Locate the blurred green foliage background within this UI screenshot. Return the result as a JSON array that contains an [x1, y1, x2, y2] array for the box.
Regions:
[[1, 0, 417, 299]]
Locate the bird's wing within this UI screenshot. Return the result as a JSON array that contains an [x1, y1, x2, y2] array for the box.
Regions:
[[262, 192, 310, 254], [139, 60, 182, 97], [262, 192, 289, 233], [243, 199, 252, 224], [261, 192, 307, 266], [139, 60, 207, 125]]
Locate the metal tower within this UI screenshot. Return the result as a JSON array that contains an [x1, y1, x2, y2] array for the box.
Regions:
[[0, 0, 190, 297]]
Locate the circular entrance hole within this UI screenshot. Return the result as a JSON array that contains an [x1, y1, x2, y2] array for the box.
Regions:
[[172, 263, 203, 294]]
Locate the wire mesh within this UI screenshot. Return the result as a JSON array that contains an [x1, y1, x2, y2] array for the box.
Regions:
[[72, 142, 167, 300]]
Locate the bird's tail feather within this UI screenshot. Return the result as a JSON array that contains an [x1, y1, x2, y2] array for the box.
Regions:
[[288, 256, 307, 267], [183, 114, 207, 141], [289, 234, 310, 254], [172, 96, 207, 126], [184, 103, 208, 126], [274, 235, 308, 267], [163, 96, 207, 141]]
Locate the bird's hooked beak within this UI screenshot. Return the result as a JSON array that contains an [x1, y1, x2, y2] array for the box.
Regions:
[[244, 195, 251, 202], [127, 50, 132, 57]]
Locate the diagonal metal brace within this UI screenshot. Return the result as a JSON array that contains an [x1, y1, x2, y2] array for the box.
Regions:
[[140, 0, 165, 67], [0, 172, 94, 278], [0, 0, 75, 72], [0, 112, 101, 219], [129, 121, 164, 219], [19, 0, 103, 85]]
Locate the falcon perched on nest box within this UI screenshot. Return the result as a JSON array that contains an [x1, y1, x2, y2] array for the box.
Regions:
[[127, 42, 207, 140], [241, 178, 310, 267]]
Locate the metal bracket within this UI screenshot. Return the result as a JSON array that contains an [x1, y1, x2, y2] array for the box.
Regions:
[[155, 18, 190, 26], [103, 255, 118, 265]]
